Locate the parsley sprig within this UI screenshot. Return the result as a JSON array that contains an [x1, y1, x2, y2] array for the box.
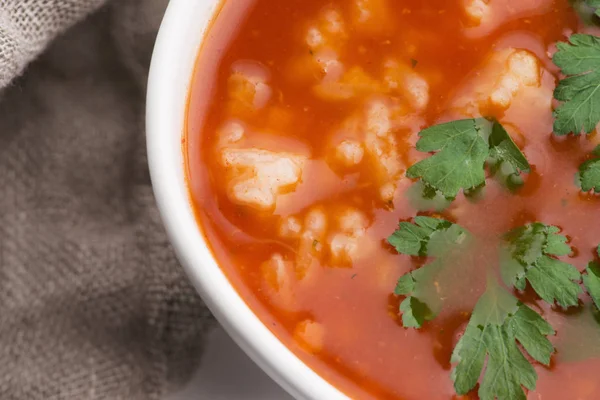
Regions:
[[387, 221, 596, 399], [588, 0, 600, 16], [571, 0, 600, 25], [553, 34, 600, 135], [583, 245, 600, 309], [577, 145, 600, 193], [389, 217, 470, 327], [452, 278, 554, 400], [501, 223, 582, 307], [407, 118, 530, 199], [385, 13, 600, 400]]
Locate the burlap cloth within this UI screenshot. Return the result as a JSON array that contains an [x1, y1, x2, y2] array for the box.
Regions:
[[0, 1, 216, 399]]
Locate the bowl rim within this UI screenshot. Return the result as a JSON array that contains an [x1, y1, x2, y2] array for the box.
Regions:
[[145, 1, 349, 399]]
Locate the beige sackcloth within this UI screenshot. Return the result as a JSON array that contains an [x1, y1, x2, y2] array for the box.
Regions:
[[0, 1, 216, 399]]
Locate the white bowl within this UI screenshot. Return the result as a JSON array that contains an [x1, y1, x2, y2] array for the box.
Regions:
[[146, 1, 348, 399]]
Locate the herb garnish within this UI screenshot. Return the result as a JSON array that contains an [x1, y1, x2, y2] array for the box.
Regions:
[[571, 0, 600, 25], [588, 0, 600, 16], [389, 217, 470, 327], [570, 0, 600, 26], [386, 11, 600, 399], [587, 0, 600, 15], [387, 222, 596, 399], [552, 34, 600, 135], [452, 278, 554, 400], [500, 223, 582, 307], [407, 118, 530, 199], [577, 145, 600, 193], [583, 245, 600, 309]]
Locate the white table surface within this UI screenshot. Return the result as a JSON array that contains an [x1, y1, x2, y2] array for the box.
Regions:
[[167, 327, 294, 400]]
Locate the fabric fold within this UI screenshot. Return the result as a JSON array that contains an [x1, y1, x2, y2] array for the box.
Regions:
[[0, 1, 215, 399]]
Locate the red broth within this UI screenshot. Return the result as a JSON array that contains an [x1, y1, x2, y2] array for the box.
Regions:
[[186, 1, 600, 398]]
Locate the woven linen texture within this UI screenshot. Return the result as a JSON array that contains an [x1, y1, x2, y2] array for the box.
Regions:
[[0, 1, 215, 399]]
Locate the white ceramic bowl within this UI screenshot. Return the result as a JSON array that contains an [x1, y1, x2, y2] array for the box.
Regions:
[[146, 1, 348, 399]]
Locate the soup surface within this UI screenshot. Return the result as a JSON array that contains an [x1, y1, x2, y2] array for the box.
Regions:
[[186, 0, 600, 399]]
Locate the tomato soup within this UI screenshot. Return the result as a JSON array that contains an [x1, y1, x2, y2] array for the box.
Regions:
[[186, 0, 600, 398]]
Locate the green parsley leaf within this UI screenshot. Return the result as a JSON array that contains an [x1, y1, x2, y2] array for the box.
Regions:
[[570, 0, 600, 25], [553, 34, 600, 135], [406, 181, 452, 212], [488, 121, 531, 189], [407, 118, 530, 199], [394, 258, 446, 328], [555, 303, 600, 362], [398, 296, 433, 328], [407, 119, 488, 199], [388, 216, 455, 256], [452, 278, 555, 400], [388, 218, 471, 327], [586, 0, 600, 17], [501, 223, 582, 308], [577, 146, 600, 193], [583, 262, 600, 309], [579, 160, 600, 193], [557, 246, 600, 362], [583, 245, 600, 309]]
